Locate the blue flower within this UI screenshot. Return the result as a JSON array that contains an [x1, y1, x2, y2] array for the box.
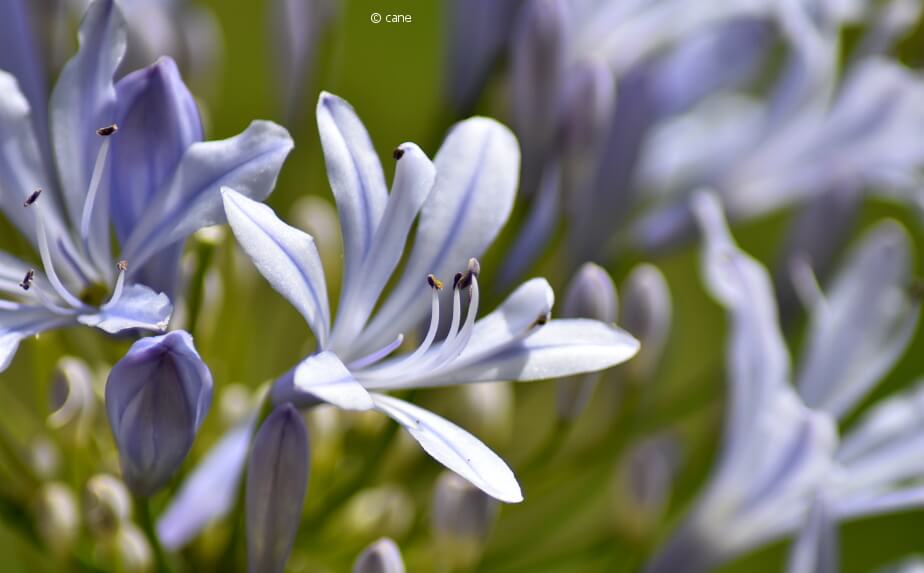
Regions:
[[105, 330, 213, 497], [646, 193, 923, 572], [0, 0, 293, 372]]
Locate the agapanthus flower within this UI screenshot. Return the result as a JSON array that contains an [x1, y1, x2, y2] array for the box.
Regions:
[[0, 0, 293, 371], [159, 91, 639, 548], [645, 193, 923, 572]]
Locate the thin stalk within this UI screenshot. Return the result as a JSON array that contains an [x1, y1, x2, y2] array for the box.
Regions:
[[134, 496, 175, 573]]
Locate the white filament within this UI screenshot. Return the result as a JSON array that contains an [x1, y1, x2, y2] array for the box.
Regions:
[[348, 333, 405, 370], [34, 204, 85, 309], [79, 138, 112, 255]]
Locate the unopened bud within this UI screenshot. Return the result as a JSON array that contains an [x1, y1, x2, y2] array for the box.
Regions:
[[611, 435, 681, 541], [85, 474, 133, 538], [432, 472, 498, 569], [48, 356, 97, 443], [557, 263, 618, 419], [105, 331, 213, 496], [34, 482, 79, 556], [246, 404, 310, 573], [353, 537, 406, 573], [342, 485, 415, 539], [114, 523, 153, 573], [620, 264, 672, 382]]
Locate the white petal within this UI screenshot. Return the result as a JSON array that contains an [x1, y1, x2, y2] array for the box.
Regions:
[[77, 284, 171, 333], [221, 188, 330, 347], [294, 351, 374, 411], [464, 278, 555, 357], [1, 304, 75, 372], [357, 117, 520, 354], [372, 393, 522, 503], [330, 143, 435, 353], [316, 92, 388, 293]]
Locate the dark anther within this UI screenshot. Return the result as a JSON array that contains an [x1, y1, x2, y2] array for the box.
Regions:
[[453, 272, 464, 289], [96, 124, 119, 137], [427, 274, 444, 290], [393, 147, 405, 160], [533, 313, 549, 327], [117, 260, 128, 272], [19, 269, 34, 291], [23, 189, 42, 207]]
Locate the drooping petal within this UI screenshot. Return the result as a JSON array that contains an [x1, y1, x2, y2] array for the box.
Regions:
[[157, 421, 253, 549], [293, 351, 374, 411], [110, 56, 203, 241], [371, 393, 522, 503], [105, 330, 213, 496], [330, 143, 436, 352], [49, 0, 126, 226], [77, 284, 172, 334], [359, 117, 520, 353], [786, 496, 838, 573], [316, 92, 388, 293], [221, 188, 330, 347], [798, 221, 919, 418], [121, 121, 294, 269], [0, 304, 75, 372], [246, 404, 310, 573]]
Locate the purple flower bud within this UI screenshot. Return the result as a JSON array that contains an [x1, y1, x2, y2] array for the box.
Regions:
[[620, 264, 672, 383], [431, 472, 498, 569], [353, 537, 406, 573], [557, 263, 618, 419], [511, 0, 566, 196], [246, 404, 310, 573], [105, 330, 213, 497]]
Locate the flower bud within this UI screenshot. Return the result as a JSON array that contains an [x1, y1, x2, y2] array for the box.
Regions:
[[559, 60, 616, 197], [342, 485, 415, 540], [556, 263, 618, 420], [620, 264, 672, 383], [114, 523, 154, 573], [611, 435, 681, 541], [29, 436, 60, 480], [34, 482, 79, 556], [511, 0, 567, 196], [431, 472, 498, 570], [246, 404, 310, 573], [353, 537, 406, 573], [48, 356, 97, 443], [457, 382, 514, 447], [105, 331, 213, 496], [85, 474, 133, 539]]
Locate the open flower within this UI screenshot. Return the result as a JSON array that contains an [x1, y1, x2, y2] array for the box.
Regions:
[[646, 193, 924, 572], [0, 0, 293, 372], [222, 91, 638, 504]]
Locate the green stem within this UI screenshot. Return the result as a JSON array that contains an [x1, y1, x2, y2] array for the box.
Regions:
[[185, 240, 217, 338], [134, 496, 175, 573]]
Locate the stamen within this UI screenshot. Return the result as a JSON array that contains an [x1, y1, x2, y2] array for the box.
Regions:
[[427, 274, 443, 290], [23, 188, 42, 207], [348, 333, 405, 370], [96, 124, 119, 136], [19, 269, 34, 291], [27, 192, 85, 309], [430, 274, 480, 369], [105, 261, 128, 307], [393, 147, 405, 160], [79, 134, 114, 253], [458, 258, 480, 289]]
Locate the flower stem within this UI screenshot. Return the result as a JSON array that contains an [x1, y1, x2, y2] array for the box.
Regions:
[[134, 496, 175, 573]]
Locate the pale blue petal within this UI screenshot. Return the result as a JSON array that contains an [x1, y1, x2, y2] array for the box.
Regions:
[[786, 496, 838, 573], [77, 284, 172, 333], [49, 0, 126, 226], [121, 121, 294, 269], [358, 117, 520, 354], [157, 421, 253, 549], [330, 143, 435, 353], [798, 221, 918, 418], [0, 0, 49, 146], [294, 351, 374, 411], [0, 303, 76, 372], [372, 393, 522, 503], [316, 92, 388, 297], [221, 188, 330, 347]]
